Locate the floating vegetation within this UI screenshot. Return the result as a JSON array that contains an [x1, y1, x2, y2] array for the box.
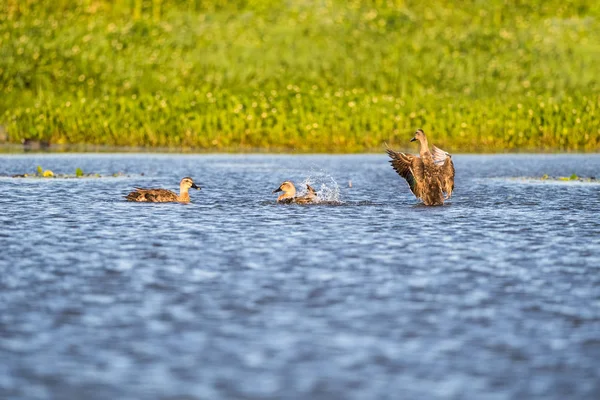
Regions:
[[7, 165, 136, 179], [539, 173, 597, 182], [511, 175, 598, 183], [1, 1, 599, 152], [35, 165, 54, 177]]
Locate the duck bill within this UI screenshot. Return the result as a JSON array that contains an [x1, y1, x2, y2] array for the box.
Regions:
[[410, 137, 417, 142], [191, 183, 201, 190], [272, 187, 282, 193]]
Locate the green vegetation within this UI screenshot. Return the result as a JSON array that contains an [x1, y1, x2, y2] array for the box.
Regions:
[[536, 173, 597, 182], [514, 174, 597, 182], [1, 0, 600, 152], [8, 165, 128, 178], [35, 165, 53, 176]]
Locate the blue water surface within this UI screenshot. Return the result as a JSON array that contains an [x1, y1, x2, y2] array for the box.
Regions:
[[0, 153, 599, 399]]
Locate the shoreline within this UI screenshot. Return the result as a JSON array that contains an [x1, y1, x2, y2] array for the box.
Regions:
[[1, 144, 599, 155]]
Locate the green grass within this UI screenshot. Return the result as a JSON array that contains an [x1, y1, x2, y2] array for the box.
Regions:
[[1, 0, 600, 152]]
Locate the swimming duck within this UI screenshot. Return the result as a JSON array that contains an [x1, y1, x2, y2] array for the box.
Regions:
[[273, 181, 317, 204], [386, 129, 455, 206], [125, 177, 201, 203]]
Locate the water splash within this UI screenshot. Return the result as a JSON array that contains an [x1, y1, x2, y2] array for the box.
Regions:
[[299, 170, 342, 204]]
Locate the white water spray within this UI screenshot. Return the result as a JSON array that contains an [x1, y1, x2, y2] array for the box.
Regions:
[[299, 169, 342, 204]]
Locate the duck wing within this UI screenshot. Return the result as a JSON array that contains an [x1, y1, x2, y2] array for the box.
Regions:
[[431, 145, 449, 166], [432, 146, 455, 198], [126, 188, 178, 202], [145, 189, 178, 202], [292, 185, 318, 204], [386, 148, 424, 197], [293, 196, 313, 204], [305, 184, 318, 200], [441, 157, 455, 198]]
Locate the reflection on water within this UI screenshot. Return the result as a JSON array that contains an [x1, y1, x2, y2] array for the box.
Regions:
[[0, 154, 599, 399]]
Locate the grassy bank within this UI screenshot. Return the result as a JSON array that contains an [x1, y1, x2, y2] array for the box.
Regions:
[[1, 0, 600, 152]]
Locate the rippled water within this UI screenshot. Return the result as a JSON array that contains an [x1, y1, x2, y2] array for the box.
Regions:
[[1, 154, 599, 399]]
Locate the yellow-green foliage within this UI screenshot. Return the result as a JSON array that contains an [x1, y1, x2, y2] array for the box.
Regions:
[[36, 165, 54, 177], [1, 0, 600, 152]]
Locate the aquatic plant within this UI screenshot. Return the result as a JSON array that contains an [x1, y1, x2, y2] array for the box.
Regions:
[[1, 1, 599, 152], [8, 168, 134, 179], [36, 165, 54, 177], [530, 174, 597, 182]]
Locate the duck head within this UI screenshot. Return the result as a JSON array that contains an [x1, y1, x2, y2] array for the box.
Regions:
[[180, 177, 201, 191], [410, 128, 426, 142], [273, 181, 296, 200]]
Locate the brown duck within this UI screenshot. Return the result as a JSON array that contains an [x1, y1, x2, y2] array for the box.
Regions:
[[273, 181, 317, 204], [386, 129, 455, 206], [125, 177, 201, 203]]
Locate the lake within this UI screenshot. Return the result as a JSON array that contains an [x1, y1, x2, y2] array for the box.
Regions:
[[1, 153, 599, 399]]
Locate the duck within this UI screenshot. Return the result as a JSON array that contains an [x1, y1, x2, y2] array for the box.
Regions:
[[386, 129, 455, 206], [273, 181, 318, 204], [125, 177, 201, 203]]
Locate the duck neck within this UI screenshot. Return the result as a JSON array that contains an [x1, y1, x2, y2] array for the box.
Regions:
[[178, 186, 190, 202], [418, 137, 430, 157], [278, 187, 296, 201]]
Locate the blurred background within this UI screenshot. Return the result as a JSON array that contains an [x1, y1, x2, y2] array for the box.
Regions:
[[1, 0, 599, 152]]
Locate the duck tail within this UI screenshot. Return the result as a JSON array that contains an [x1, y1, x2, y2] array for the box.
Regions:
[[125, 191, 141, 201]]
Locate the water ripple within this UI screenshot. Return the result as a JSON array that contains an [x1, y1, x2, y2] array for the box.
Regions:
[[0, 154, 599, 399]]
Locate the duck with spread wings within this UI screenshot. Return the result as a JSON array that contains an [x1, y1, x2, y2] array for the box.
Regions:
[[386, 129, 455, 206]]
